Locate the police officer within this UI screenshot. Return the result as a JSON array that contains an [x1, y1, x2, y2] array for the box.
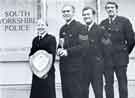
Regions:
[[57, 4, 88, 98], [82, 6, 104, 98], [100, 1, 135, 98]]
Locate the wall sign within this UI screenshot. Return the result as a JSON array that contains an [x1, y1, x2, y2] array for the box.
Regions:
[[0, 0, 37, 62]]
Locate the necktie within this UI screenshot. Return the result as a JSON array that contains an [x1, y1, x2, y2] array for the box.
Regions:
[[110, 18, 113, 24], [87, 25, 89, 31], [39, 36, 42, 40]]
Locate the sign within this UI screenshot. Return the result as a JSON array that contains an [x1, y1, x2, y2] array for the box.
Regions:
[[0, 0, 37, 62]]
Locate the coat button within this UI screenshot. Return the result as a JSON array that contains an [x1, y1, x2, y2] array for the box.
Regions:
[[62, 32, 66, 36], [108, 28, 111, 30], [69, 34, 72, 37], [91, 39, 94, 42], [108, 33, 111, 37]]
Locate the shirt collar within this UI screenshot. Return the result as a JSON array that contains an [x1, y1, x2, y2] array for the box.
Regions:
[[109, 15, 117, 24], [42, 32, 47, 38], [38, 31, 47, 39], [66, 19, 74, 25], [87, 21, 94, 31]]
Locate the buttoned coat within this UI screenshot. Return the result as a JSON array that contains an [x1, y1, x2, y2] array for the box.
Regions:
[[58, 20, 88, 98], [83, 23, 104, 73], [100, 16, 135, 67], [81, 23, 105, 98], [29, 34, 56, 98], [59, 20, 88, 72]]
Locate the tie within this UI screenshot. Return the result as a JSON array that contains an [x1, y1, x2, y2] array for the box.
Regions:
[[39, 36, 42, 40], [87, 25, 89, 31], [110, 18, 113, 24]]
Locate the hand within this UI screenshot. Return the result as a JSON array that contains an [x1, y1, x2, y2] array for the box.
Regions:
[[57, 48, 68, 56], [57, 48, 62, 56], [102, 38, 112, 45]]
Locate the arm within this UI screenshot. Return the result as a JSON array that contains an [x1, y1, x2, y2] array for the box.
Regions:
[[58, 23, 89, 57], [48, 36, 57, 64], [124, 19, 135, 54], [29, 38, 37, 56], [58, 27, 65, 49], [66, 25, 89, 57]]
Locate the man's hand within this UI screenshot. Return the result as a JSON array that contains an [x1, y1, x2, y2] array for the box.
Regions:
[[102, 38, 112, 45], [57, 48, 68, 56]]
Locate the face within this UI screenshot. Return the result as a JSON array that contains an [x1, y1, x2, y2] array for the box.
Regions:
[[82, 9, 94, 25], [62, 6, 74, 22], [36, 21, 47, 36], [105, 4, 117, 17]]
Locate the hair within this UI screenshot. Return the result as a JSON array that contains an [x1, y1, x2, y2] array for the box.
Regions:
[[82, 6, 96, 15], [105, 1, 119, 9], [62, 4, 75, 13]]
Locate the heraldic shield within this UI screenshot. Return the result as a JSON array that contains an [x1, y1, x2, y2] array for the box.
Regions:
[[29, 50, 53, 78]]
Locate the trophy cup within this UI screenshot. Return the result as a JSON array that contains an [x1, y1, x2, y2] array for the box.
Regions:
[[59, 38, 64, 49]]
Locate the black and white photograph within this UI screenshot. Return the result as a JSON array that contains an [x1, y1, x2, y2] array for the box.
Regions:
[[0, 0, 135, 98]]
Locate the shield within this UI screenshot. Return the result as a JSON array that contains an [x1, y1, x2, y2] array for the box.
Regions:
[[29, 50, 53, 78]]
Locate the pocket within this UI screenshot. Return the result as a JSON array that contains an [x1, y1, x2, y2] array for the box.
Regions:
[[96, 56, 101, 61], [95, 56, 104, 64]]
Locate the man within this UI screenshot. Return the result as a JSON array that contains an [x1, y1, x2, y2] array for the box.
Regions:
[[57, 4, 88, 98], [29, 20, 56, 98], [82, 7, 104, 98], [100, 1, 135, 98]]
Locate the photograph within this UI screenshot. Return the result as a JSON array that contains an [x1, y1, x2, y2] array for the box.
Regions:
[[0, 0, 135, 98]]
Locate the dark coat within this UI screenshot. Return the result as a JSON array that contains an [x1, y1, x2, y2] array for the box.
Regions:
[[29, 34, 56, 71], [58, 20, 88, 98], [29, 34, 56, 98], [81, 23, 104, 98], [100, 16, 135, 67], [59, 20, 88, 72], [84, 23, 104, 73]]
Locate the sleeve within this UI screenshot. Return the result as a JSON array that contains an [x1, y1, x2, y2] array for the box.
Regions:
[[124, 19, 135, 54], [59, 27, 64, 38], [100, 22, 112, 46], [67, 25, 89, 56], [49, 36, 57, 64], [99, 28, 107, 56], [29, 38, 37, 56]]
